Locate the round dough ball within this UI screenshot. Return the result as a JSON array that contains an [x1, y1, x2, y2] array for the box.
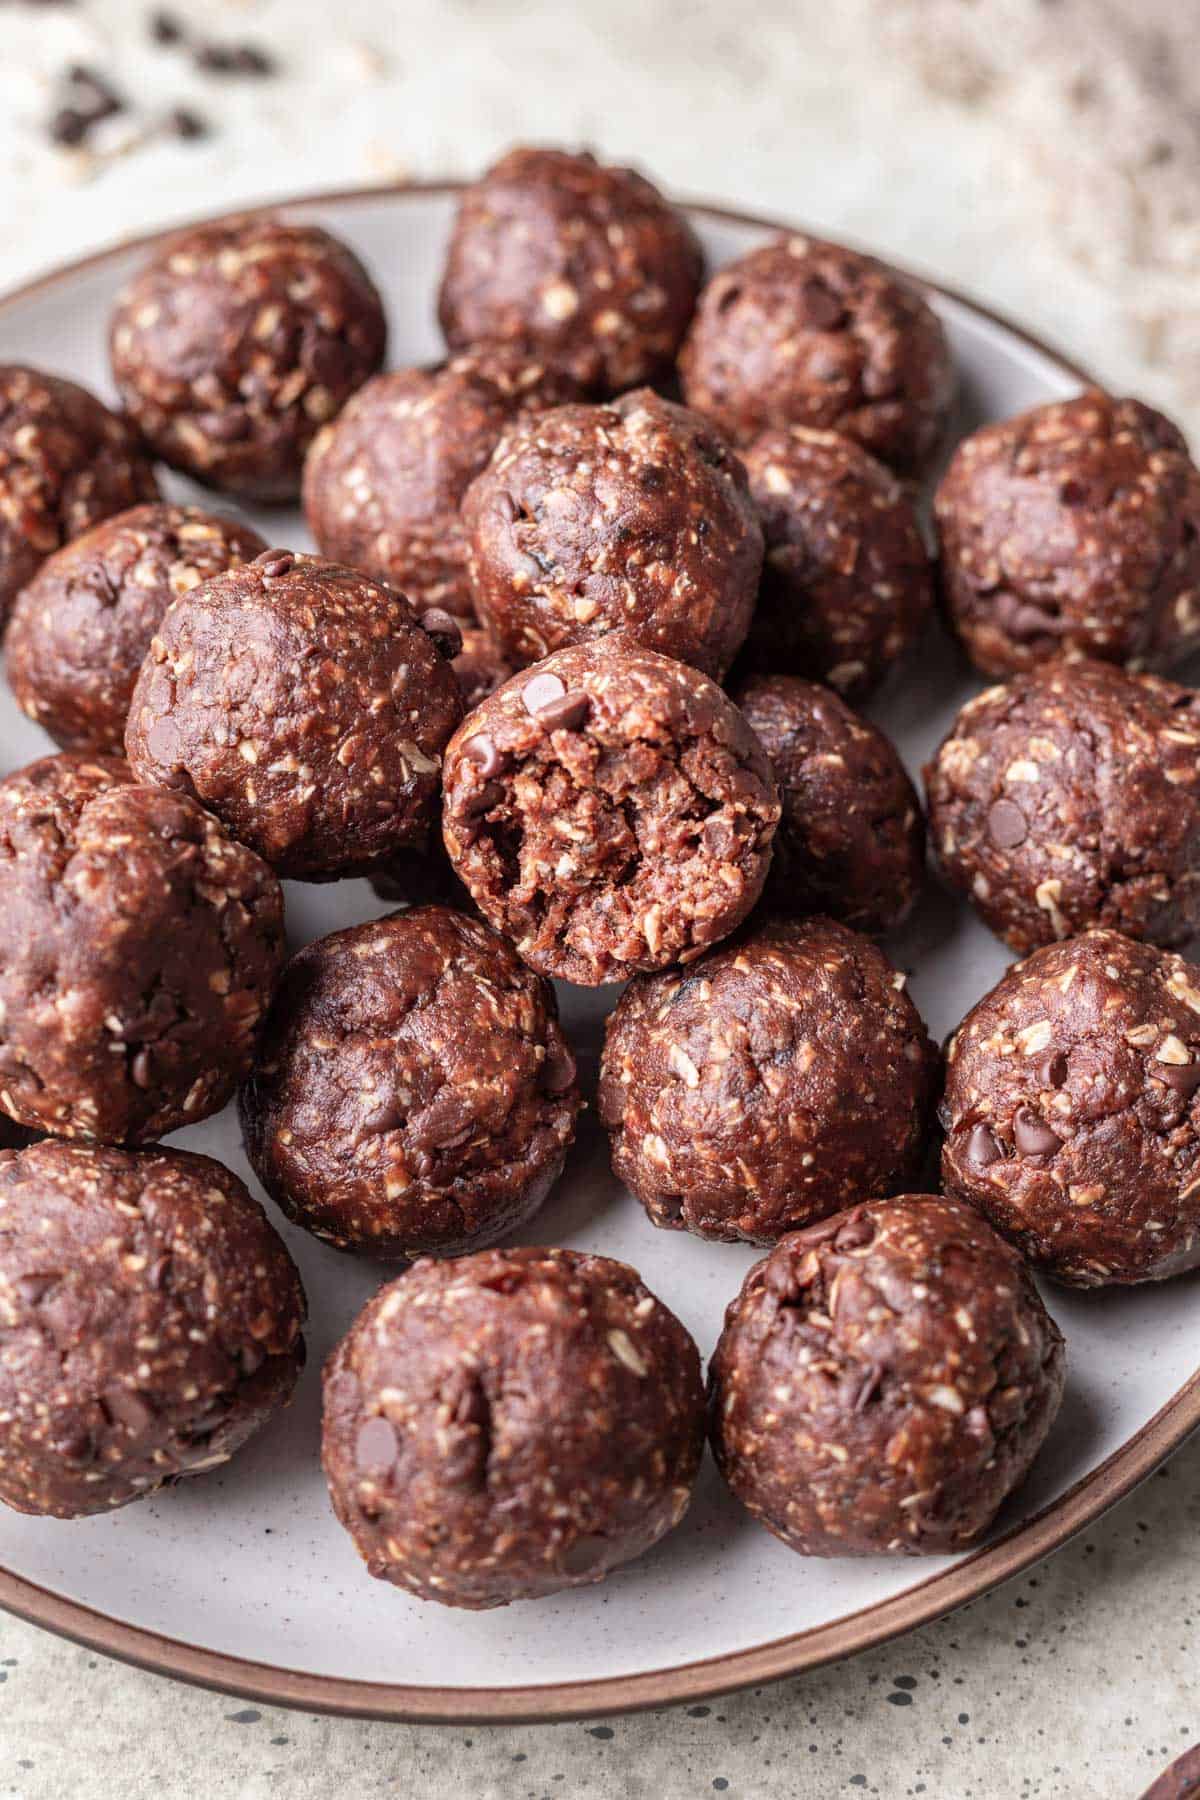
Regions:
[[0, 365, 159, 626], [438, 147, 703, 397], [924, 660, 1200, 954], [240, 906, 580, 1260], [109, 215, 386, 502], [0, 753, 284, 1144], [441, 642, 780, 985], [599, 915, 939, 1242], [463, 390, 763, 679], [5, 503, 266, 754], [322, 1245, 705, 1608], [736, 426, 933, 701], [125, 551, 464, 881], [942, 928, 1200, 1286], [303, 348, 583, 619], [735, 674, 925, 935], [678, 235, 955, 475], [0, 1139, 305, 1518], [709, 1195, 1065, 1555], [936, 391, 1200, 677]]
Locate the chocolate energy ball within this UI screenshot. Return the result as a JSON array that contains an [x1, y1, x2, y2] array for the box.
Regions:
[[109, 215, 387, 502], [734, 674, 925, 935], [942, 929, 1200, 1286], [441, 642, 780, 985], [240, 906, 580, 1260], [463, 389, 763, 679], [322, 1246, 705, 1608], [925, 660, 1200, 954], [0, 365, 159, 626], [125, 551, 464, 881], [5, 503, 267, 755], [0, 1139, 305, 1518], [453, 624, 513, 712], [678, 235, 955, 476], [736, 426, 934, 700], [0, 753, 283, 1144], [303, 349, 583, 618], [599, 916, 939, 1243], [708, 1195, 1065, 1555], [438, 147, 703, 397], [935, 391, 1200, 677]]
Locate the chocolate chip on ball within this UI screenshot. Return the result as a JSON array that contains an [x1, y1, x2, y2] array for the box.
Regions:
[[438, 148, 703, 397], [463, 389, 762, 678], [0, 1139, 305, 1518], [303, 348, 584, 619], [0, 753, 284, 1144], [109, 215, 386, 502], [925, 659, 1200, 954], [5, 502, 266, 754], [935, 391, 1200, 677], [599, 915, 939, 1243], [0, 365, 159, 626], [942, 928, 1200, 1285], [322, 1246, 705, 1607], [708, 1195, 1065, 1554], [734, 674, 925, 935], [441, 642, 780, 985], [679, 234, 955, 476], [736, 426, 933, 700], [240, 906, 580, 1260], [125, 552, 463, 881]]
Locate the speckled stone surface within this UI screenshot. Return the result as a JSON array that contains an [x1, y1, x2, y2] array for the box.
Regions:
[[0, 3, 1197, 1795]]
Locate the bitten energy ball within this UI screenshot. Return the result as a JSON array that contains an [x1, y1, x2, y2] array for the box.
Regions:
[[0, 1140, 305, 1518], [0, 365, 159, 626], [322, 1246, 705, 1608], [599, 916, 939, 1243], [438, 147, 703, 397], [925, 660, 1200, 953], [736, 426, 934, 700], [442, 642, 780, 985], [126, 551, 463, 881], [0, 753, 284, 1144], [463, 390, 763, 679], [5, 503, 266, 754], [708, 1196, 1065, 1555], [109, 215, 387, 502], [935, 391, 1200, 677], [303, 348, 583, 619], [240, 906, 580, 1260], [735, 675, 925, 936], [942, 930, 1200, 1286], [678, 235, 955, 476]]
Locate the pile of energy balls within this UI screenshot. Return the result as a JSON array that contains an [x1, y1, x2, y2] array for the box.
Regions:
[[0, 146, 1198, 1613]]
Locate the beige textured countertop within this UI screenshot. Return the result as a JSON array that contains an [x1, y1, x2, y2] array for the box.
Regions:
[[0, 3, 1196, 1795]]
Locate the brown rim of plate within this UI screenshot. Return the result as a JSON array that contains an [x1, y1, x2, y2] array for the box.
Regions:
[[0, 181, 1176, 1728]]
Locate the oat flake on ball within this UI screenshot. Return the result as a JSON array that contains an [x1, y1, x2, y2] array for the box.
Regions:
[[322, 1246, 705, 1608], [441, 641, 780, 985]]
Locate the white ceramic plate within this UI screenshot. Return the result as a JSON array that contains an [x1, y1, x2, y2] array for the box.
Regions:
[[0, 184, 1197, 1724]]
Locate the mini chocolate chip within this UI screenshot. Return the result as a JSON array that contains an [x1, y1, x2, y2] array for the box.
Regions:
[[104, 1387, 155, 1436], [254, 550, 295, 578], [461, 734, 507, 780], [801, 276, 846, 330], [130, 1048, 154, 1090], [418, 608, 463, 660], [49, 107, 88, 146], [1059, 477, 1088, 506], [1157, 1060, 1200, 1094], [459, 778, 504, 821], [233, 44, 276, 76], [542, 1044, 577, 1094], [355, 1416, 398, 1473], [150, 10, 185, 45], [523, 671, 566, 715], [533, 689, 591, 733], [967, 1122, 1002, 1167], [1039, 1050, 1068, 1089], [1012, 1108, 1062, 1156], [169, 106, 208, 141], [195, 43, 238, 72], [987, 798, 1027, 849]]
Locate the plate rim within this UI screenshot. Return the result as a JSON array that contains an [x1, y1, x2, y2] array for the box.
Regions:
[[2, 177, 1192, 1727]]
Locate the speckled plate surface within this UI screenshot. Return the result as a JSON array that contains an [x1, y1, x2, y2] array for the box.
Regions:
[[0, 183, 1197, 1724]]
